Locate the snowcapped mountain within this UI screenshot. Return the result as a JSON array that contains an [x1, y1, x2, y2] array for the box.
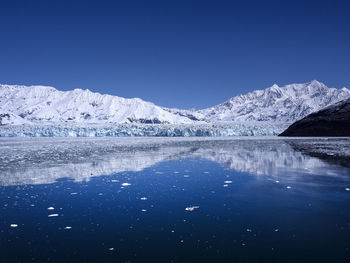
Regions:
[[199, 80, 350, 122], [0, 84, 196, 125], [1, 80, 349, 126]]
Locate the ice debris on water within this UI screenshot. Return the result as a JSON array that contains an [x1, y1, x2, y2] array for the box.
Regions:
[[140, 197, 147, 200], [345, 188, 350, 191], [185, 206, 200, 211], [64, 226, 72, 230], [224, 181, 232, 184], [48, 214, 59, 217], [47, 207, 55, 210], [10, 224, 18, 228], [121, 183, 131, 186], [286, 186, 292, 189]]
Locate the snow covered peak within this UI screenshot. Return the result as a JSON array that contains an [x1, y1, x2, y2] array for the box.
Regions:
[[200, 80, 350, 122], [0, 84, 196, 124], [1, 80, 349, 126]]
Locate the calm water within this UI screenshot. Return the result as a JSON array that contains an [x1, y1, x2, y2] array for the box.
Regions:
[[0, 137, 349, 263]]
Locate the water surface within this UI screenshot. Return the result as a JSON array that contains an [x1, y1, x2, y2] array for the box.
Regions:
[[0, 137, 349, 262]]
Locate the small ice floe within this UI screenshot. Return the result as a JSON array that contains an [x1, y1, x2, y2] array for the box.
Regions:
[[223, 184, 229, 187], [64, 226, 72, 230], [155, 172, 163, 174], [224, 181, 232, 184], [47, 207, 55, 210], [275, 180, 280, 183], [286, 186, 292, 189], [111, 180, 119, 183], [70, 192, 78, 195], [174, 171, 179, 174], [185, 206, 199, 211], [184, 175, 190, 178], [203, 171, 209, 174], [10, 224, 18, 228], [274, 229, 279, 232], [121, 183, 131, 186], [98, 193, 103, 196], [345, 188, 350, 191], [48, 214, 59, 217], [246, 229, 252, 232], [140, 197, 147, 200], [108, 248, 115, 251], [141, 209, 147, 212]]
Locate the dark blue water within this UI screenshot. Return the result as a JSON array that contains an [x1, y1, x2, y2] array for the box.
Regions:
[[0, 138, 349, 262]]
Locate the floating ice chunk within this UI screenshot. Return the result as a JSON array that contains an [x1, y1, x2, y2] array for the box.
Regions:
[[345, 188, 350, 191], [47, 207, 55, 210], [70, 192, 78, 195], [10, 224, 18, 228], [246, 229, 252, 232], [203, 172, 209, 174], [185, 206, 199, 211], [64, 226, 72, 230], [275, 180, 280, 183], [140, 197, 147, 200], [286, 186, 292, 189], [223, 184, 228, 187], [184, 175, 190, 178], [111, 180, 119, 183], [121, 183, 131, 186], [48, 214, 59, 217], [274, 229, 279, 232], [224, 181, 232, 184], [141, 209, 147, 212], [108, 248, 114, 251]]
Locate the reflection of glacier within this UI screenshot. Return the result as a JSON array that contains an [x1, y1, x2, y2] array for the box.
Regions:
[[0, 137, 349, 186]]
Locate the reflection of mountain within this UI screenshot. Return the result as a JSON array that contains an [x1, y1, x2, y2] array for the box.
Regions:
[[0, 138, 349, 186]]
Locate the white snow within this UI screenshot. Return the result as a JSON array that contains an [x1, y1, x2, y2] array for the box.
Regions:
[[199, 80, 350, 122], [1, 80, 349, 135], [0, 84, 196, 125]]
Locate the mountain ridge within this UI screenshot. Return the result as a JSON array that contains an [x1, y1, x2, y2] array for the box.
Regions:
[[1, 80, 349, 125]]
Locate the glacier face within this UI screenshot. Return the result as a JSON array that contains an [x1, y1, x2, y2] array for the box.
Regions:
[[0, 123, 289, 137], [199, 80, 350, 122]]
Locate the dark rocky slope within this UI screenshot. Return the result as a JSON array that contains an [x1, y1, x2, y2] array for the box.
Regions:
[[279, 98, 350, 137]]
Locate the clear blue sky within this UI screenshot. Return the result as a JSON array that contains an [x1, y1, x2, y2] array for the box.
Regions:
[[1, 0, 349, 109]]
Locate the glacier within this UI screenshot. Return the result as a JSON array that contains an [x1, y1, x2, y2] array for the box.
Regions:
[[1, 80, 349, 137], [0, 122, 289, 137]]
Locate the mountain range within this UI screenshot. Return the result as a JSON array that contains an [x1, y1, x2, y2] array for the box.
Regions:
[[1, 80, 349, 125]]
